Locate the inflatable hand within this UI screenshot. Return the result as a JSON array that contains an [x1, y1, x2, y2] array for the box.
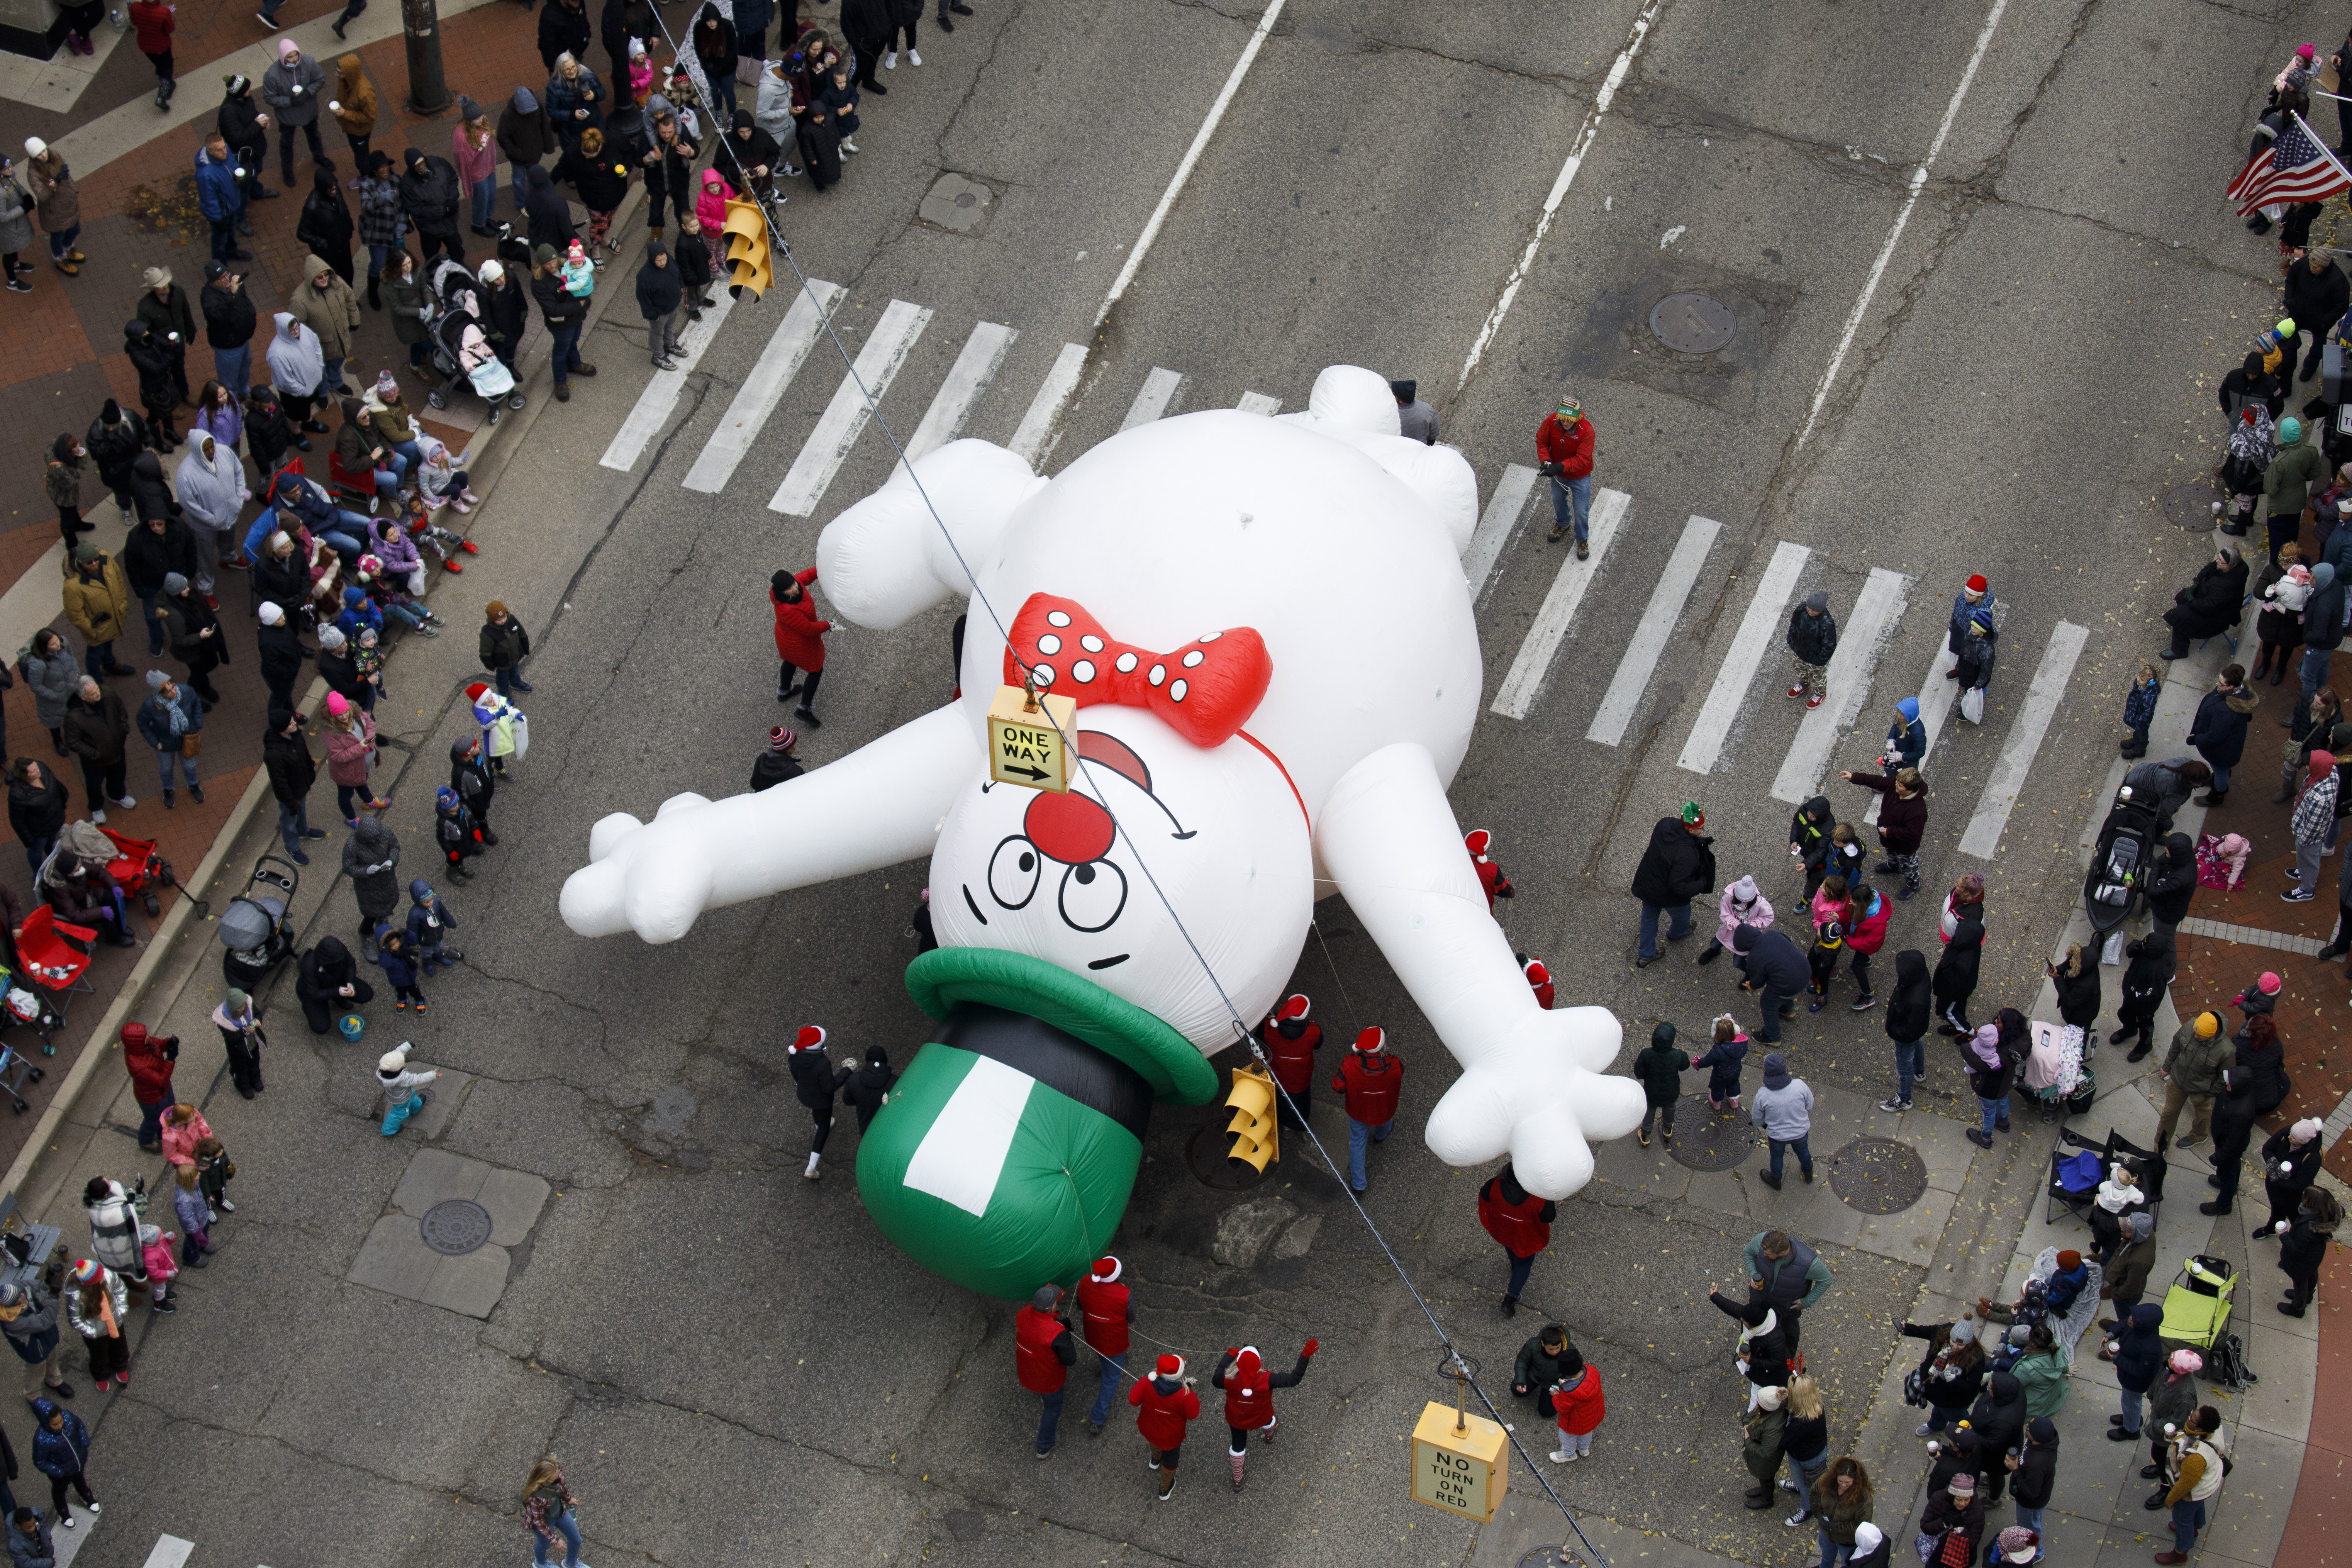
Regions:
[[1423, 1007, 1647, 1197], [560, 795, 724, 942]]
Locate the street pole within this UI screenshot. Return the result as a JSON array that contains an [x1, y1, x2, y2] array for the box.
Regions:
[[402, 0, 449, 115]]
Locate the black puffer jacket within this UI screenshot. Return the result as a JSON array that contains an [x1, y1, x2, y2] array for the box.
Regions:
[[122, 515, 197, 598], [2163, 554, 2250, 641], [1932, 899, 1984, 1002], [6, 765, 67, 846], [1786, 604, 1838, 665], [1629, 817, 1716, 905]]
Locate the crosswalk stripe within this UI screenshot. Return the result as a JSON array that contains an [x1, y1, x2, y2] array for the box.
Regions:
[[1489, 488, 1630, 720], [769, 298, 935, 516], [1678, 542, 1811, 775], [1008, 342, 1088, 466], [902, 320, 1019, 468], [1236, 391, 1283, 415], [1770, 567, 1912, 804], [1462, 463, 1539, 602], [680, 279, 844, 493], [139, 1538, 192, 1568], [598, 290, 740, 472], [1588, 515, 1721, 746], [1120, 367, 1188, 430], [1957, 621, 2090, 859]]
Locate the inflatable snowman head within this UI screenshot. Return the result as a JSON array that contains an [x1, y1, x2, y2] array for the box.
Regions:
[[562, 367, 1645, 1297]]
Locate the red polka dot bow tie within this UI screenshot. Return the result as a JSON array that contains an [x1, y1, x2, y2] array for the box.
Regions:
[[1002, 593, 1274, 749]]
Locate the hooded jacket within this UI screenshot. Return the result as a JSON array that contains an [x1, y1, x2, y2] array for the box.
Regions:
[[635, 242, 684, 319], [295, 174, 355, 278], [1630, 817, 1716, 905], [62, 551, 131, 648], [331, 54, 378, 137], [261, 48, 327, 127], [265, 311, 326, 397], [19, 644, 75, 733], [538, 0, 593, 70], [2160, 1018, 2232, 1097], [2110, 1303, 2167, 1392], [62, 685, 129, 767], [263, 719, 317, 804], [122, 449, 175, 524], [342, 817, 402, 919], [2048, 954, 2101, 1029], [398, 152, 463, 238], [2164, 552, 2250, 641], [1786, 603, 1838, 665], [1732, 926, 1809, 995], [296, 936, 362, 1009], [2119, 931, 2177, 1018], [2144, 833, 2196, 923], [1932, 898, 1984, 1002], [1845, 771, 1926, 853], [28, 1402, 87, 1480], [1632, 1023, 1684, 1108], [843, 1046, 895, 1128], [123, 323, 175, 408], [2188, 684, 2259, 770], [1688, 1029, 1749, 1098], [123, 516, 197, 600], [5, 765, 67, 846], [499, 87, 558, 167], [84, 405, 146, 488], [1967, 1370, 2028, 1460], [1885, 949, 1932, 1041], [771, 568, 831, 668], [173, 439, 247, 530], [522, 163, 578, 251], [1750, 1062, 1813, 1141], [218, 81, 270, 157]]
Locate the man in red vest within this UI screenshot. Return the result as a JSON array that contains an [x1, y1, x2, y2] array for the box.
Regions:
[[1076, 1254, 1133, 1434], [1466, 828, 1514, 910], [1014, 1283, 1075, 1460], [1479, 1163, 1557, 1317], [1330, 1027, 1404, 1194], [1212, 1339, 1318, 1491], [1258, 993, 1320, 1130], [1128, 1353, 1202, 1501]]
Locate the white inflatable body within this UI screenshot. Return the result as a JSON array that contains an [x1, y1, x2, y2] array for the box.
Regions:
[[562, 366, 1643, 1200]]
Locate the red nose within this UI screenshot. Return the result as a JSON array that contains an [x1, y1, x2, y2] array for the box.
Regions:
[[1025, 788, 1116, 866]]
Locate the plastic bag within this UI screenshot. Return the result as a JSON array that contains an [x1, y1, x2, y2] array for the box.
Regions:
[[1959, 685, 1985, 725]]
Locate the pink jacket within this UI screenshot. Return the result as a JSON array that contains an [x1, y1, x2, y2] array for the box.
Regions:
[[141, 1235, 178, 1283], [160, 1107, 212, 1166], [324, 710, 377, 787], [451, 121, 498, 187], [695, 170, 731, 232]]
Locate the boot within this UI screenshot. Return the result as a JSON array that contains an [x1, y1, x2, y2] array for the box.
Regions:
[[1501, 1293, 1518, 1317], [367, 276, 382, 310], [2274, 780, 2296, 803], [2194, 790, 2226, 807], [1228, 1450, 1246, 1492], [648, 225, 663, 243]]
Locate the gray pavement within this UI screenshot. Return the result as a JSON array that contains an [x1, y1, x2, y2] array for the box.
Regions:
[[2, 0, 2335, 1563]]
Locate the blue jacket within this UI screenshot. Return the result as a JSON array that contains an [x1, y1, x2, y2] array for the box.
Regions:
[[371, 932, 421, 989], [193, 146, 243, 223], [731, 0, 771, 35], [1884, 709, 1926, 768], [335, 586, 383, 641], [271, 473, 341, 537], [1949, 588, 1994, 655], [1688, 1032, 1749, 1097], [134, 683, 205, 752], [2122, 677, 2160, 730], [406, 885, 457, 948], [5, 1512, 52, 1568], [27, 1402, 85, 1479], [2188, 687, 2254, 770]]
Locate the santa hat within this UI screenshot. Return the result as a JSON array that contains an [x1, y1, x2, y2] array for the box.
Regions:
[[1523, 956, 1551, 985], [1965, 574, 1988, 594], [792, 1025, 826, 1052], [1156, 1353, 1184, 1379], [1275, 994, 1310, 1023], [1235, 1346, 1261, 1375], [1355, 1027, 1385, 1053], [1464, 829, 1491, 861], [1090, 1256, 1121, 1284]]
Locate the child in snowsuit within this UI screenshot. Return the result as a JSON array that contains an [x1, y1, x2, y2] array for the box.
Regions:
[[193, 1135, 234, 1215], [376, 1046, 438, 1136], [169, 1165, 210, 1269], [350, 624, 384, 710], [1546, 1346, 1606, 1461], [406, 880, 461, 975], [558, 239, 595, 299], [2121, 663, 2162, 758], [373, 926, 426, 1012], [1957, 609, 1998, 695], [434, 785, 486, 883], [1689, 1014, 1750, 1112], [137, 1225, 177, 1315], [1211, 1339, 1317, 1492], [1807, 916, 1845, 1011], [626, 38, 655, 105]]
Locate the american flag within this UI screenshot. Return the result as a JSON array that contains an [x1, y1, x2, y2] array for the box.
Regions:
[[2228, 113, 2352, 215]]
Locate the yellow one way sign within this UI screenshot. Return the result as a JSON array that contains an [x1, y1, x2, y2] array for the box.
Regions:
[[986, 685, 1078, 793]]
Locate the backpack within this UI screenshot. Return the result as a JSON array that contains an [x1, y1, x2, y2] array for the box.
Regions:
[[2206, 1332, 2258, 1393]]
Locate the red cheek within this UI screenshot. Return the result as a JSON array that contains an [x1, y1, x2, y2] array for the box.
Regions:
[[1025, 790, 1116, 866]]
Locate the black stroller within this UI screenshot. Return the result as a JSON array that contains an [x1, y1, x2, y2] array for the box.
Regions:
[[217, 854, 300, 990], [2085, 784, 2162, 935]]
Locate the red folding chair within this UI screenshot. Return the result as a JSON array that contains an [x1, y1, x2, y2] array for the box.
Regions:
[[16, 907, 95, 1017], [326, 451, 382, 514]]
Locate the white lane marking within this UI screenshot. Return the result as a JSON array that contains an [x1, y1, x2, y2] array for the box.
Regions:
[[1958, 621, 2090, 859], [1587, 515, 1720, 746], [1119, 368, 1188, 431], [769, 299, 935, 516], [598, 290, 739, 471], [903, 1054, 1035, 1216], [139, 1539, 193, 1568], [1008, 342, 1088, 466], [902, 320, 1019, 469], [1489, 488, 1630, 720], [680, 280, 844, 493], [1796, 0, 2013, 448], [1455, 0, 1666, 391], [1236, 391, 1283, 415], [1095, 0, 1289, 329], [1676, 542, 1811, 775], [1770, 568, 1913, 804], [1462, 463, 1539, 602]]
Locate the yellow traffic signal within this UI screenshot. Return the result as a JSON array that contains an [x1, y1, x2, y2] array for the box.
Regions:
[[1225, 1062, 1278, 1173], [722, 198, 772, 302]]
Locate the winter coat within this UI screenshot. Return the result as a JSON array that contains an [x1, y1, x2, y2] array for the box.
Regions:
[[1630, 817, 1716, 905], [343, 817, 401, 919], [372, 936, 420, 990], [123, 517, 197, 600], [1786, 605, 1838, 665], [1731, 926, 1808, 995], [329, 53, 377, 137], [1884, 949, 1932, 1042], [295, 186, 355, 281], [121, 1029, 176, 1103], [2045, 957, 2100, 1029], [2010, 1348, 2070, 1420], [61, 555, 130, 648], [261, 51, 327, 127], [1810, 1474, 1875, 1546], [544, 63, 607, 136], [190, 149, 243, 227], [125, 329, 176, 410], [2160, 1020, 2232, 1097], [2144, 834, 2196, 924], [1932, 899, 1984, 1002], [382, 272, 428, 346], [85, 410, 145, 489], [0, 178, 33, 255], [62, 687, 129, 768], [356, 172, 403, 249], [2262, 1126, 2325, 1204], [1547, 1366, 1605, 1436], [787, 1042, 839, 1110], [27, 1403, 88, 1479], [635, 245, 684, 319], [843, 1050, 894, 1127], [1903, 1321, 1987, 1410], [480, 614, 531, 672], [2118, 931, 2177, 1024], [1967, 1371, 2028, 1460], [25, 157, 77, 234], [553, 141, 630, 212], [263, 724, 317, 805], [1846, 771, 1927, 853], [218, 87, 269, 159], [159, 591, 222, 667], [2280, 1205, 2339, 1277], [5, 766, 66, 846], [398, 154, 463, 239], [323, 712, 377, 787], [2164, 556, 2250, 641], [538, 0, 593, 70], [134, 684, 203, 754], [20, 649, 76, 733], [1742, 1402, 1787, 1483], [1512, 1330, 1578, 1394], [287, 256, 361, 367], [1713, 884, 1775, 952], [1960, 1014, 2025, 1101], [297, 936, 362, 1010], [1535, 410, 1594, 478], [1632, 1029, 1685, 1109], [2188, 686, 2258, 771], [1919, 1488, 1985, 1555], [0, 1279, 58, 1356], [522, 164, 577, 251], [796, 114, 840, 189], [2110, 1303, 2166, 1392], [771, 570, 831, 668], [2220, 1030, 2288, 1114], [1751, 1074, 1813, 1141], [2267, 441, 2329, 524], [694, 4, 739, 77], [1127, 1373, 1199, 1451], [1688, 1031, 1749, 1100], [500, 93, 558, 172], [134, 282, 195, 351]]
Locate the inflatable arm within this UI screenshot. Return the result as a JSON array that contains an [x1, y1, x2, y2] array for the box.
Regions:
[[560, 703, 976, 941], [815, 440, 1044, 629], [1275, 367, 1478, 555], [1313, 742, 1644, 1197]]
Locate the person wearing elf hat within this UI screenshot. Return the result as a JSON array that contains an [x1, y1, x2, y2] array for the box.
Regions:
[[1329, 1027, 1402, 1193], [1535, 394, 1596, 558], [375, 1045, 437, 1136], [1128, 1352, 1201, 1501], [1463, 828, 1512, 910], [1257, 994, 1319, 1130], [1211, 1338, 1316, 1490], [1014, 1283, 1075, 1460], [1076, 1255, 1132, 1433], [1631, 803, 1716, 968], [750, 724, 801, 793], [787, 1025, 848, 1180]]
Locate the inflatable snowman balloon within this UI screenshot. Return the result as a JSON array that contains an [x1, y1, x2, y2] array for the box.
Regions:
[[561, 366, 1643, 1297]]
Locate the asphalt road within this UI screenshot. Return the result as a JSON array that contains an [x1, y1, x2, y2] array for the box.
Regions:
[[49, 0, 2306, 1563]]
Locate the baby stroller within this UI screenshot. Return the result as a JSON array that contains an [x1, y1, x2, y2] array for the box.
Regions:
[[2020, 1019, 2097, 1122], [0, 973, 64, 1055], [217, 853, 300, 991], [2085, 784, 2162, 935], [2157, 1255, 2239, 1356], [97, 826, 176, 919], [423, 264, 525, 421]]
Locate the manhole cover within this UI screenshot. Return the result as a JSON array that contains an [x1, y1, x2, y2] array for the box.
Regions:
[[1650, 292, 1738, 354], [1826, 1137, 1929, 1214], [955, 191, 977, 208], [2156, 476, 2230, 536], [1185, 1122, 1271, 1191], [1519, 1549, 1586, 1568], [419, 1198, 493, 1256], [1666, 1095, 1756, 1172]]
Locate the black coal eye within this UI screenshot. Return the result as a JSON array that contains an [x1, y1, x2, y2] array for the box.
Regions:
[[1019, 851, 1035, 873], [1073, 864, 1095, 885]]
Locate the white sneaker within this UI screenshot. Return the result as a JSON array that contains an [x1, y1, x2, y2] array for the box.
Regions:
[[58, 1516, 73, 1529], [840, 138, 860, 153], [90, 808, 105, 825], [83, 1504, 97, 1515], [1549, 1449, 1570, 1464], [883, 48, 896, 67], [907, 47, 921, 64], [218, 1198, 234, 1212], [113, 795, 134, 810]]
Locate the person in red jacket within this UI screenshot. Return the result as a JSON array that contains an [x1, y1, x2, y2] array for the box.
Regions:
[[1076, 1254, 1133, 1433], [1258, 993, 1320, 1129], [1546, 1345, 1606, 1461], [1536, 395, 1597, 558], [129, 0, 176, 108], [1014, 1283, 1076, 1460], [122, 1022, 179, 1153], [1465, 828, 1513, 910], [1518, 953, 1555, 1010], [1479, 1163, 1556, 1317], [770, 566, 833, 729], [1212, 1338, 1318, 1491], [1129, 1352, 1202, 1501], [1330, 1027, 1404, 1194]]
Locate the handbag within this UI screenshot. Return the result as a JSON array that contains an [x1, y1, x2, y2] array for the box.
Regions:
[[180, 732, 202, 758], [1937, 1530, 1972, 1568]]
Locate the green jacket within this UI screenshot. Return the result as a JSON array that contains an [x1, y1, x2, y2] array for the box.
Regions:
[[1633, 1041, 1685, 1108], [1743, 1405, 1787, 1483], [2159, 1023, 2233, 1098], [2010, 1346, 2071, 1419], [1511, 1330, 1578, 1394], [2104, 1235, 2158, 1304], [2266, 442, 2327, 520]]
